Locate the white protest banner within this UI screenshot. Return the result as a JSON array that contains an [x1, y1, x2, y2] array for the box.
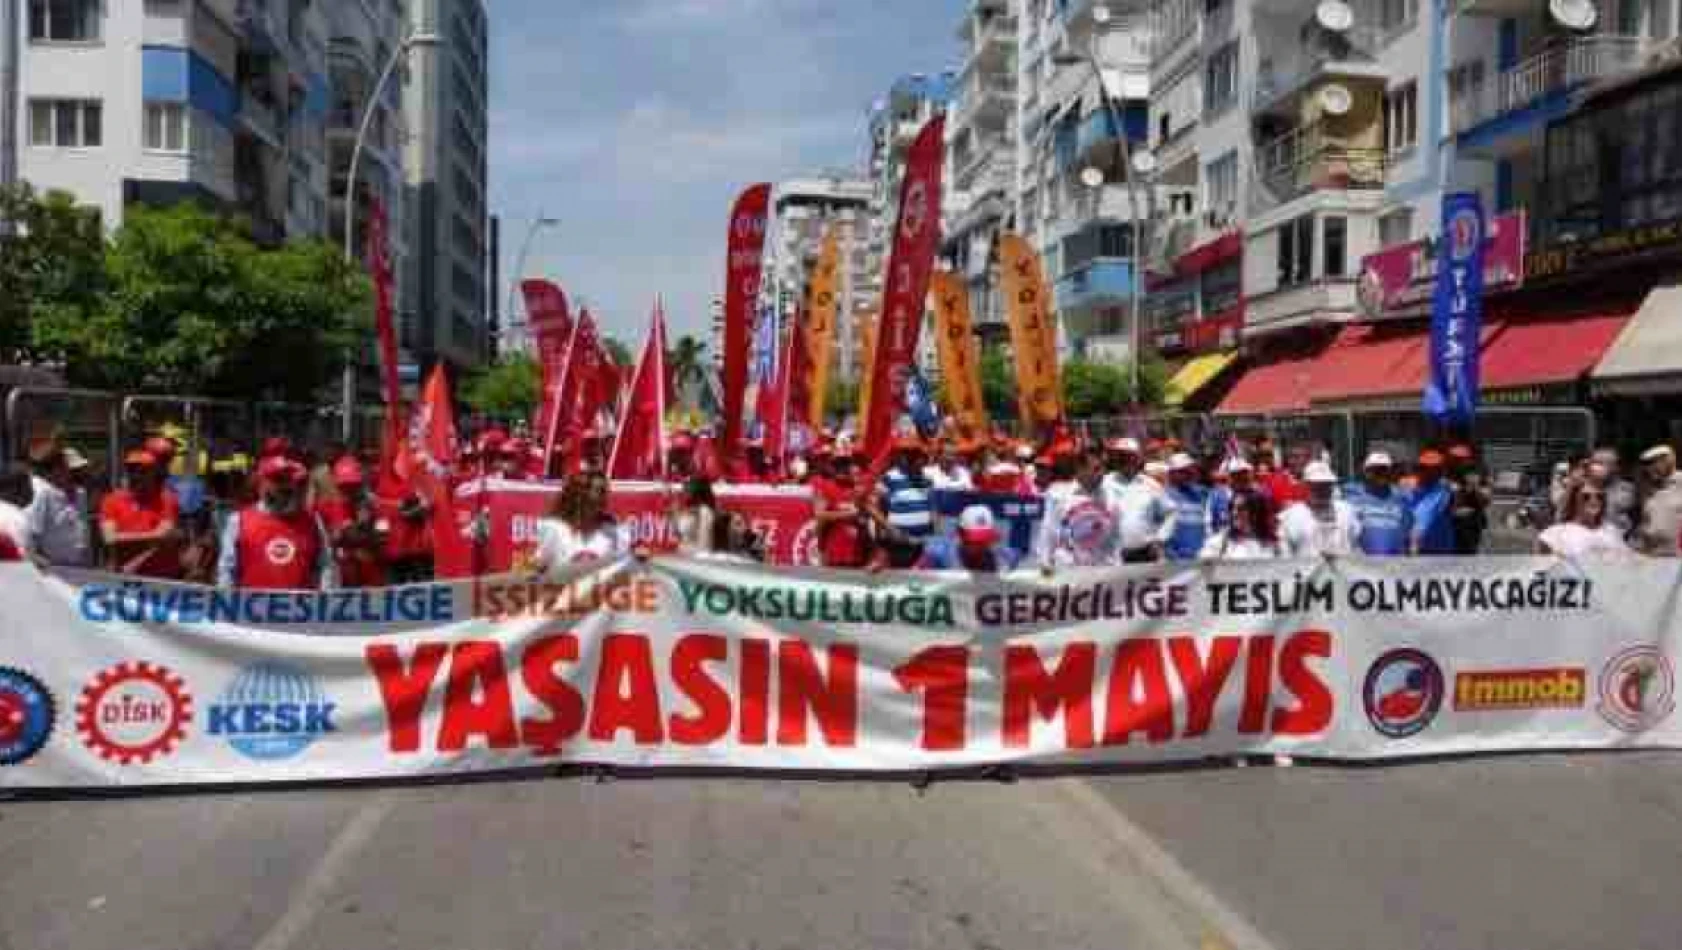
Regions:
[[1, 556, 1678, 789]]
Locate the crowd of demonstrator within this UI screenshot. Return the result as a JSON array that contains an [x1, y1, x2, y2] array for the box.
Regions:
[[4, 425, 1679, 587]]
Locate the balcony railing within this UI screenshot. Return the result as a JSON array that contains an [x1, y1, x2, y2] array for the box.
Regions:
[[1252, 25, 1383, 113], [1256, 121, 1387, 202], [1450, 36, 1643, 135]]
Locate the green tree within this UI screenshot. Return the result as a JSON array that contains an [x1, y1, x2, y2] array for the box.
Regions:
[[825, 375, 860, 423], [30, 203, 370, 400], [980, 347, 1016, 422], [461, 353, 540, 420], [0, 184, 106, 360], [668, 333, 709, 407], [1059, 355, 1173, 418], [601, 336, 633, 368]]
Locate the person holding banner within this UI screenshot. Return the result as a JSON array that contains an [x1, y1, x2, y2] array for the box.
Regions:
[[1639, 445, 1682, 555], [315, 458, 387, 589], [877, 435, 938, 545], [1409, 450, 1457, 556], [812, 449, 874, 570], [1160, 453, 1211, 562], [217, 456, 337, 590], [1209, 457, 1256, 535], [99, 449, 185, 580], [674, 476, 721, 555], [1537, 481, 1633, 559], [1035, 447, 1124, 571], [917, 504, 1021, 572], [1278, 462, 1361, 558], [531, 473, 635, 572]]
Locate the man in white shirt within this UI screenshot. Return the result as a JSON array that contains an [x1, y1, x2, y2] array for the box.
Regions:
[[24, 439, 91, 567], [1278, 461, 1360, 558], [1100, 437, 1145, 508], [1035, 447, 1123, 570]]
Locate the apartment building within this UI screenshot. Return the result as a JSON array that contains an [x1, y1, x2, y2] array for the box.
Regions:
[[402, 0, 491, 374], [945, 0, 1020, 342], [10, 0, 333, 241], [1014, 0, 1154, 363], [767, 175, 873, 380]]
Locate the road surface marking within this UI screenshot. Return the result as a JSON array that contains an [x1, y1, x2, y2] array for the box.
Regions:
[[250, 794, 394, 950], [1053, 778, 1282, 950]]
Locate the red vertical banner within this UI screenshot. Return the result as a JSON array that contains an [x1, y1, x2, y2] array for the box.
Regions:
[[607, 303, 670, 480], [558, 315, 606, 475], [722, 183, 771, 460], [864, 117, 945, 461], [396, 365, 457, 508], [521, 279, 573, 441], [543, 309, 597, 474], [366, 196, 402, 426]]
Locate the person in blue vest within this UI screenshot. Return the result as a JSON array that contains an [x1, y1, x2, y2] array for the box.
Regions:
[[1347, 451, 1414, 556], [1161, 452, 1211, 561], [917, 505, 1022, 572], [1409, 449, 1457, 555], [1209, 456, 1256, 534], [876, 433, 937, 555]]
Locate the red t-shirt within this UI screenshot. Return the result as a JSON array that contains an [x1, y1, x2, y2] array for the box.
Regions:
[[99, 489, 183, 578], [315, 499, 388, 588], [813, 476, 869, 568], [378, 495, 434, 560], [1262, 471, 1307, 509], [234, 506, 324, 590]]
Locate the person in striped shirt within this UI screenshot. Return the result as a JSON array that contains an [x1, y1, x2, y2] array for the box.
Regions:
[[875, 435, 938, 556]]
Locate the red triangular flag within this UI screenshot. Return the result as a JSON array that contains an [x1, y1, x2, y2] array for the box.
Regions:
[[606, 302, 670, 481]]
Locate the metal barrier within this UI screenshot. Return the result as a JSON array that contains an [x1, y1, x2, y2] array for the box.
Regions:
[[2, 388, 122, 485], [1204, 411, 1358, 476], [120, 396, 253, 478]]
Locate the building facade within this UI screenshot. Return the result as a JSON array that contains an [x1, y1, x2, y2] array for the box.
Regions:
[[10, 0, 333, 241], [402, 0, 490, 374], [767, 175, 874, 381], [945, 0, 1020, 341]]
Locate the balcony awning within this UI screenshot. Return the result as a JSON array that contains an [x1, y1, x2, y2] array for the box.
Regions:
[[1591, 283, 1682, 396], [1214, 352, 1321, 415], [1164, 351, 1237, 408], [1481, 309, 1632, 392]]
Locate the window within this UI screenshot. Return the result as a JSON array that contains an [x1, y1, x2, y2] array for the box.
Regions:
[[1324, 216, 1347, 277], [1158, 112, 1171, 144], [1384, 82, 1418, 155], [144, 103, 187, 152], [1203, 43, 1239, 115], [1378, 208, 1414, 247], [28, 0, 99, 42], [1378, 0, 1418, 33], [1276, 215, 1315, 288], [1204, 151, 1238, 217], [28, 99, 101, 148]]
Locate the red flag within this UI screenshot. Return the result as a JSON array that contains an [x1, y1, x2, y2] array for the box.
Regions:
[[558, 316, 610, 476], [543, 309, 598, 475], [864, 117, 945, 462], [721, 184, 771, 460], [522, 279, 573, 441], [765, 316, 803, 462], [607, 303, 670, 480], [395, 364, 457, 508]]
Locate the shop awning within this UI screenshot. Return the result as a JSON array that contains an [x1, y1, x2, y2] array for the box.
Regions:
[[1592, 284, 1682, 396], [1481, 310, 1633, 392], [1214, 354, 1318, 415], [1307, 323, 1432, 404], [1164, 351, 1237, 408]]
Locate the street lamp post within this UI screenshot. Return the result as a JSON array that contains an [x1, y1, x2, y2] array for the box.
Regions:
[[502, 215, 562, 353], [339, 30, 442, 441], [1053, 4, 1148, 402]]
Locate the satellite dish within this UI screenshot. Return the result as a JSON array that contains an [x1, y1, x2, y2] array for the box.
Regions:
[[1131, 150, 1158, 175], [1319, 83, 1354, 116], [1316, 0, 1355, 31], [1079, 166, 1106, 189], [1549, 0, 1598, 30]]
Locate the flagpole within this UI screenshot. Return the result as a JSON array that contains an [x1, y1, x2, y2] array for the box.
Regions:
[[542, 316, 583, 478]]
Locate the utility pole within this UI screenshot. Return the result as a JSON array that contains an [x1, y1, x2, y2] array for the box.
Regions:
[[1, 0, 20, 228]]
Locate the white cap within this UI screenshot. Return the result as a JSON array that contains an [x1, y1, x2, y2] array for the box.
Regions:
[[1107, 437, 1142, 454], [62, 447, 90, 470], [1221, 457, 1254, 475], [1363, 451, 1394, 469], [1015, 445, 1035, 460], [1641, 445, 1675, 463], [1303, 461, 1339, 484], [958, 504, 998, 535], [1168, 452, 1197, 471]]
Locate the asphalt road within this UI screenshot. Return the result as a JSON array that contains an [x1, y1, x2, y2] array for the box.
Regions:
[[3, 752, 1681, 950]]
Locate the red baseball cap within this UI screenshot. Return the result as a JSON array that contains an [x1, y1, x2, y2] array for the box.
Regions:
[[124, 449, 158, 467], [259, 456, 304, 483], [1418, 449, 1446, 468], [143, 436, 178, 460], [331, 457, 365, 486], [670, 432, 695, 451], [259, 436, 292, 459]]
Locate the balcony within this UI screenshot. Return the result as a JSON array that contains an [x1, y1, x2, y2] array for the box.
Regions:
[[1070, 108, 1148, 172], [1450, 36, 1643, 148], [951, 74, 1014, 135], [1245, 278, 1359, 335], [964, 14, 1016, 74], [1255, 120, 1386, 206], [1251, 25, 1386, 117], [1056, 258, 1137, 312]]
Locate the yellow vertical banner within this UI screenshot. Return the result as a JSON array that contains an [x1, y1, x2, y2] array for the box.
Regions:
[[805, 227, 840, 429], [998, 233, 1064, 426], [929, 271, 987, 437], [857, 316, 877, 425]]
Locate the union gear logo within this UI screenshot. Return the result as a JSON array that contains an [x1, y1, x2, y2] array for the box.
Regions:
[[1597, 646, 1675, 733], [0, 667, 55, 766], [76, 662, 193, 766], [1448, 208, 1482, 263], [901, 180, 929, 240], [265, 536, 298, 566]]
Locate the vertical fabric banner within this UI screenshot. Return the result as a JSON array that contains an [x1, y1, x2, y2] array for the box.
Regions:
[[608, 303, 670, 480], [863, 117, 946, 461], [522, 279, 573, 443], [998, 233, 1065, 427], [930, 270, 987, 437], [765, 316, 799, 461], [857, 316, 878, 427], [805, 227, 840, 429], [366, 196, 403, 478], [556, 314, 605, 476], [752, 304, 782, 439], [1424, 192, 1486, 427], [786, 312, 814, 450], [722, 184, 772, 459]]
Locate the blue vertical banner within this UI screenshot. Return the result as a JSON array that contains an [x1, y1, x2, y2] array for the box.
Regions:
[[1424, 192, 1486, 426]]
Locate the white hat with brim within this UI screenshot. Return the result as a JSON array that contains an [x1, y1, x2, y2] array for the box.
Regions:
[[1363, 451, 1394, 469], [1641, 445, 1675, 464], [1303, 461, 1339, 484]]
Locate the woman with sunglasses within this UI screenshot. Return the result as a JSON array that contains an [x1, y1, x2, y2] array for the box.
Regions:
[[1537, 481, 1633, 558]]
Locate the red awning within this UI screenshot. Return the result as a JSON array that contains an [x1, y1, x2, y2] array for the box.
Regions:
[[1173, 230, 1243, 278], [1215, 353, 1319, 414], [1308, 323, 1432, 403], [1479, 311, 1633, 390]]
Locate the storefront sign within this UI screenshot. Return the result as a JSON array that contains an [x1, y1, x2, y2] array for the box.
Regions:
[[1359, 210, 1526, 317], [1524, 216, 1682, 282]]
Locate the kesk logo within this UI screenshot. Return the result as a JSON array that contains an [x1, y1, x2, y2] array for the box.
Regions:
[[209, 662, 337, 761], [1454, 668, 1586, 711], [75, 661, 193, 765], [1362, 648, 1444, 738], [1597, 646, 1675, 733], [0, 667, 55, 766]]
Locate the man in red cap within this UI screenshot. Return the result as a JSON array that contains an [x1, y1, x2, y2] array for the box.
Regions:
[[314, 457, 386, 588], [917, 504, 1021, 572], [812, 446, 872, 568], [217, 456, 336, 589], [100, 449, 184, 579]]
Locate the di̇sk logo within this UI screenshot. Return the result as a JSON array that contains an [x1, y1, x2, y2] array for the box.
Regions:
[[210, 662, 337, 761], [901, 180, 929, 240], [266, 536, 298, 567], [1448, 208, 1482, 263], [0, 667, 55, 766], [76, 661, 192, 766], [1061, 500, 1117, 567], [1363, 648, 1444, 738], [1597, 645, 1675, 733]]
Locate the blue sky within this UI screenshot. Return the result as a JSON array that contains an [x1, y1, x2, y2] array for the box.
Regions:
[[487, 0, 967, 347]]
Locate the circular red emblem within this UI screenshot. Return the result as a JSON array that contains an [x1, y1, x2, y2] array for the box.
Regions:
[[75, 662, 193, 766]]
